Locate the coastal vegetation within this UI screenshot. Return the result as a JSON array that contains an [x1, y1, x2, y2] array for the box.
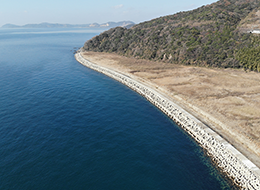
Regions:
[[84, 0, 260, 72]]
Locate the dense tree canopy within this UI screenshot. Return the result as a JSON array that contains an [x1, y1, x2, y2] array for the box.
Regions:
[[84, 0, 260, 71]]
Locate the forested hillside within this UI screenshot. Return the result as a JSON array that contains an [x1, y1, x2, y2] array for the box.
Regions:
[[84, 0, 260, 71]]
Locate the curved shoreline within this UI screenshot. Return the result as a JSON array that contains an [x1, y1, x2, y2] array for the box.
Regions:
[[75, 50, 260, 189]]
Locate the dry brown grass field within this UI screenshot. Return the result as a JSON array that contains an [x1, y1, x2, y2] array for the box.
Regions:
[[81, 51, 260, 167]]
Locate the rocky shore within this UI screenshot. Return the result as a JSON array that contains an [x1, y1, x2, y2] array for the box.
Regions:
[[75, 50, 260, 189]]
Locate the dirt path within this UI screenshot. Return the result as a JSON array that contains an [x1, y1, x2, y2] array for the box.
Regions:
[[81, 51, 260, 167]]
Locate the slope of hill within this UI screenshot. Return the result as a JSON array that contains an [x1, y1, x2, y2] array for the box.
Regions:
[[1, 21, 135, 29], [238, 8, 260, 31], [84, 0, 260, 71]]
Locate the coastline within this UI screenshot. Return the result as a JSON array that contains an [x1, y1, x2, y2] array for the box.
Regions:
[[75, 49, 260, 189]]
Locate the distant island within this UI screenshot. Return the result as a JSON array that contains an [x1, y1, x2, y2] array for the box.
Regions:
[[1, 21, 135, 29]]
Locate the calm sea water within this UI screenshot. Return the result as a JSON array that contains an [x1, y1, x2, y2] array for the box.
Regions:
[[0, 28, 235, 189]]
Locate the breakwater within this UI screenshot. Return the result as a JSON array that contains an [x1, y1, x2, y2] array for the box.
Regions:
[[75, 50, 260, 189]]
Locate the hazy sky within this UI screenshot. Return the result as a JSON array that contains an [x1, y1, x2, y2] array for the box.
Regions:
[[1, 0, 218, 26]]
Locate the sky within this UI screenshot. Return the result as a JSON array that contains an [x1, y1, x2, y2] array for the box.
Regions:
[[0, 0, 218, 27]]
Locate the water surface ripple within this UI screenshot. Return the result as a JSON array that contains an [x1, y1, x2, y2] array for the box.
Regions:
[[0, 28, 234, 189]]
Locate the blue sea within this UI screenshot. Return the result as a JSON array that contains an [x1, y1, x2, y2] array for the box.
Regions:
[[0, 28, 235, 189]]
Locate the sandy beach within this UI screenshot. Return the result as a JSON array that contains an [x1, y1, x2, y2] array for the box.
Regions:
[[80, 51, 260, 170]]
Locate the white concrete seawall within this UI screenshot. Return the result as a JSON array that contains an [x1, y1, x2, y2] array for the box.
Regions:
[[75, 51, 260, 189]]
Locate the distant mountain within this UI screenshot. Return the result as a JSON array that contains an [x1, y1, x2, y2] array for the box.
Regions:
[[2, 24, 19, 28], [1, 21, 135, 29], [84, 0, 260, 72]]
